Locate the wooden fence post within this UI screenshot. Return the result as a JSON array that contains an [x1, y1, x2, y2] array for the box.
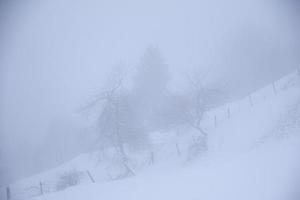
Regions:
[[86, 170, 95, 183], [123, 163, 135, 176], [272, 82, 277, 95], [150, 152, 154, 165], [214, 115, 217, 128], [6, 187, 10, 200], [227, 107, 231, 119], [249, 94, 253, 106], [39, 181, 43, 195], [176, 143, 181, 156]]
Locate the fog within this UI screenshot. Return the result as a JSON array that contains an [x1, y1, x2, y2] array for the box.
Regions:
[[0, 0, 300, 191]]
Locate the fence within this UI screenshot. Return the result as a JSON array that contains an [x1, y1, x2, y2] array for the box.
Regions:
[[2, 170, 96, 200], [2, 69, 299, 200], [209, 69, 300, 129]]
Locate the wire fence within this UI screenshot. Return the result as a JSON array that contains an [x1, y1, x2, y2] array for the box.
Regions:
[[2, 170, 97, 200], [2, 69, 299, 200]]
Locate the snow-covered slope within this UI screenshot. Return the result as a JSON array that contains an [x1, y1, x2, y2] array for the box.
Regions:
[[32, 137, 300, 200], [207, 71, 300, 153], [8, 70, 300, 200]]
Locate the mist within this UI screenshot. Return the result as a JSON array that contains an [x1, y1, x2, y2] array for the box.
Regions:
[[1, 0, 300, 198]]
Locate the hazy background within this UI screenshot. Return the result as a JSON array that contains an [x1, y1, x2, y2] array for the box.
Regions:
[[0, 0, 300, 185]]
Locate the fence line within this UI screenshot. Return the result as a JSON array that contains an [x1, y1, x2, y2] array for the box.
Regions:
[[2, 171, 96, 200], [3, 70, 299, 200], [272, 82, 277, 95]]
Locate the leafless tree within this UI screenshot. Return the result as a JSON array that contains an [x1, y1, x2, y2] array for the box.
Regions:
[[83, 66, 127, 157], [84, 66, 145, 177], [184, 69, 227, 152]]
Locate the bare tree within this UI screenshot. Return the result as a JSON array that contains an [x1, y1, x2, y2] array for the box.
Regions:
[[184, 69, 227, 153], [86, 67, 128, 160], [84, 66, 145, 176], [185, 71, 210, 138]]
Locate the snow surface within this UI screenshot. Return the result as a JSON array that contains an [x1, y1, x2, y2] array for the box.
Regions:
[[32, 137, 300, 200], [7, 70, 300, 200]]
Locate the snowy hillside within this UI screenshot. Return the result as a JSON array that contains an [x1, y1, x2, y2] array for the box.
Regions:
[[31, 138, 300, 200], [6, 70, 300, 200]]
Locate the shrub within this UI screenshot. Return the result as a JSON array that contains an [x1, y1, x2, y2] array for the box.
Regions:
[[56, 169, 83, 191]]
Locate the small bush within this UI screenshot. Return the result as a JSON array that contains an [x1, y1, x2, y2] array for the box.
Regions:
[[56, 169, 83, 191], [187, 137, 207, 160]]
